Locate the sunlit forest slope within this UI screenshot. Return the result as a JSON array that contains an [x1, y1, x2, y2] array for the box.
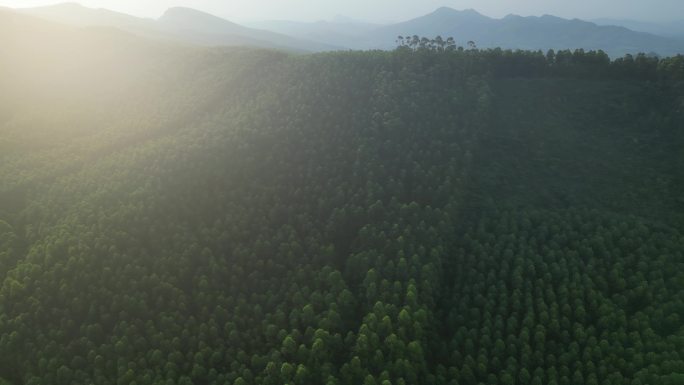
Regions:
[[1, 9, 683, 385]]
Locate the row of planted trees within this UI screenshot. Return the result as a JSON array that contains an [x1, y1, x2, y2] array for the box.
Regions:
[[395, 35, 684, 81], [0, 39, 682, 385]]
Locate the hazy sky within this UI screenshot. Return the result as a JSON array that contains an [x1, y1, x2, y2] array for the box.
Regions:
[[1, 0, 682, 23]]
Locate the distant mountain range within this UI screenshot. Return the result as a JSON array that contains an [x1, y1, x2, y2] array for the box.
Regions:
[[358, 7, 684, 57], [20, 3, 340, 52], [246, 19, 380, 49], [17, 3, 684, 57]]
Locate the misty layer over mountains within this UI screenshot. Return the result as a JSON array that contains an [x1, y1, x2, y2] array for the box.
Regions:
[[18, 3, 684, 57], [19, 2, 341, 52]]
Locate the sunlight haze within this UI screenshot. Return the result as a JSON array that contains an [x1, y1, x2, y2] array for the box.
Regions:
[[1, 0, 683, 383], [1, 0, 682, 22]]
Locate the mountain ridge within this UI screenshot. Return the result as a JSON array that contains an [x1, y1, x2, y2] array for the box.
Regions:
[[362, 7, 684, 56], [592, 17, 684, 38], [15, 3, 684, 57], [20, 3, 340, 52]]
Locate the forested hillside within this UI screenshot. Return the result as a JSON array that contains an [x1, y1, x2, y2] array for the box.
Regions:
[[1, 10, 684, 385]]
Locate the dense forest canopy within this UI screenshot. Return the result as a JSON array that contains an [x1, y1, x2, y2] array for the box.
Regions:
[[1, 10, 683, 385]]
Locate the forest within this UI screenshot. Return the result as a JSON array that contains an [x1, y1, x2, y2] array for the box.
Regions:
[[1, 11, 683, 385]]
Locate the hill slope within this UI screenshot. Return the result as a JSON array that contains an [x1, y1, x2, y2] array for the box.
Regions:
[[20, 3, 338, 52], [18, 2, 154, 29], [593, 18, 684, 39], [1, 10, 683, 385], [157, 7, 340, 51], [246, 19, 380, 48]]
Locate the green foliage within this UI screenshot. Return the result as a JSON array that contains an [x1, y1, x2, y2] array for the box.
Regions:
[[0, 23, 682, 385]]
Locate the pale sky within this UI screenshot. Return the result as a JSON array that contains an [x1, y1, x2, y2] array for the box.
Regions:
[[1, 0, 681, 23]]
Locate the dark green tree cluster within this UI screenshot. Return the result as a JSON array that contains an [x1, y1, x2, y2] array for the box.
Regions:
[[0, 22, 682, 385], [396, 37, 684, 81], [440, 208, 684, 385]]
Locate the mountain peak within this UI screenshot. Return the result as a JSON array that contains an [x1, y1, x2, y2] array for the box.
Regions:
[[160, 7, 235, 23], [161, 7, 214, 19], [159, 7, 242, 30], [433, 7, 483, 16], [433, 6, 455, 14], [427, 7, 489, 22]]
